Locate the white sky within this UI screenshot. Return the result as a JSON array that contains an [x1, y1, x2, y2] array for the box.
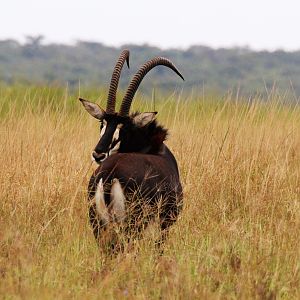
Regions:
[[1, 0, 300, 50]]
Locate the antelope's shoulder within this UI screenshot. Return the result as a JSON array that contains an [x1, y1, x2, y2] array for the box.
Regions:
[[102, 152, 167, 168]]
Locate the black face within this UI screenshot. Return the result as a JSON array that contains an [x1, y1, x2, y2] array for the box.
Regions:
[[92, 114, 127, 163], [91, 113, 167, 164]]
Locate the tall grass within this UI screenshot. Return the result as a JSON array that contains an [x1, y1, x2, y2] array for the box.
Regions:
[[0, 86, 299, 299]]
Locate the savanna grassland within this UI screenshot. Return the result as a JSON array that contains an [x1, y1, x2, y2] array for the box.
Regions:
[[0, 86, 299, 299]]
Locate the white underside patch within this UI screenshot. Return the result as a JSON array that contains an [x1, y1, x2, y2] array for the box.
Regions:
[[95, 178, 125, 224], [109, 178, 126, 222], [95, 179, 109, 224]]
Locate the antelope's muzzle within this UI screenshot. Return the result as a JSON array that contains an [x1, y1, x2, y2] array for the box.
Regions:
[[92, 151, 106, 163]]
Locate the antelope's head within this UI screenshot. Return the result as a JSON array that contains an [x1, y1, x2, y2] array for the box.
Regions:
[[80, 50, 184, 164]]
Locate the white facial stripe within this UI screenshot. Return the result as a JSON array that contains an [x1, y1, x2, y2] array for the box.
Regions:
[[107, 127, 121, 155], [109, 141, 121, 156], [113, 128, 120, 140], [96, 122, 121, 161], [100, 121, 107, 138]]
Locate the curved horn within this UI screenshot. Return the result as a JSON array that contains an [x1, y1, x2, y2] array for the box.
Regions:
[[119, 57, 184, 117], [106, 49, 130, 114]]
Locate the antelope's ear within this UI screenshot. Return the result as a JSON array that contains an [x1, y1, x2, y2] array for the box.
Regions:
[[79, 98, 105, 120], [133, 112, 157, 127]]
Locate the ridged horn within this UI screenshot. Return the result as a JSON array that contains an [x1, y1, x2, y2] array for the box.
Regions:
[[119, 57, 184, 117], [106, 49, 130, 114]]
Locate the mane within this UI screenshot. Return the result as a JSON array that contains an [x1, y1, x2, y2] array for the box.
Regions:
[[130, 112, 168, 154]]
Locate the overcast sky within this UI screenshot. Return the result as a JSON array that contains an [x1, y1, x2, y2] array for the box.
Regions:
[[1, 0, 300, 50]]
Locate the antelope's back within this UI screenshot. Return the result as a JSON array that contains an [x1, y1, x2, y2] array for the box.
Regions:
[[88, 147, 183, 206]]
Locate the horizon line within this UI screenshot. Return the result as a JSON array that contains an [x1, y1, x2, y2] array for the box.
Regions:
[[1, 36, 300, 53]]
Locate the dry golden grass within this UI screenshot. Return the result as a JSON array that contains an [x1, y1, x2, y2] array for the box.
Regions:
[[0, 88, 300, 299]]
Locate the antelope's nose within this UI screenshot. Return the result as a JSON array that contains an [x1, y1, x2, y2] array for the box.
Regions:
[[92, 151, 106, 162]]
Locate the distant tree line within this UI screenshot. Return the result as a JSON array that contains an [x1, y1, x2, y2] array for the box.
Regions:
[[1, 36, 300, 96]]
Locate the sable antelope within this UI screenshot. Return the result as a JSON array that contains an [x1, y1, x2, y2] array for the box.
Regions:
[[80, 50, 184, 248]]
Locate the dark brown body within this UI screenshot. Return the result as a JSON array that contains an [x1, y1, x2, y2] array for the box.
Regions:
[[80, 51, 184, 246], [87, 145, 183, 240]]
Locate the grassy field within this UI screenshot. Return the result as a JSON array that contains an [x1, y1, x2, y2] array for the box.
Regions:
[[0, 86, 299, 299]]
